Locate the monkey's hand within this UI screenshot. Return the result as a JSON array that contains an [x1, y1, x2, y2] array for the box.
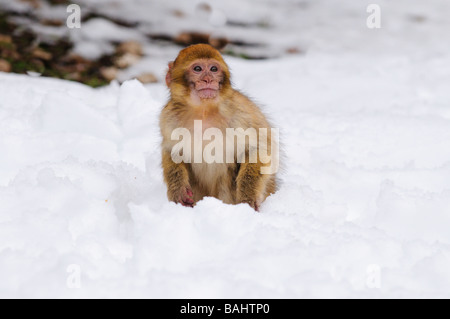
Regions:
[[250, 200, 261, 212], [171, 186, 195, 208], [239, 198, 261, 212], [162, 150, 195, 207]]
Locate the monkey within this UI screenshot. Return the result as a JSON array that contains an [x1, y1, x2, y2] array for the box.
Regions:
[[160, 44, 278, 211]]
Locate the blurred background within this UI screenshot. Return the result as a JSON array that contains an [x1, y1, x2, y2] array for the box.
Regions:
[[1, 1, 450, 299], [1, 0, 448, 87]]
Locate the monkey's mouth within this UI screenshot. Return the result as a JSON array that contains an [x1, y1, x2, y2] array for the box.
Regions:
[[197, 88, 219, 99]]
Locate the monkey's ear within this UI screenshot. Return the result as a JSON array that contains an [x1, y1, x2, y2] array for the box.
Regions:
[[165, 62, 174, 87]]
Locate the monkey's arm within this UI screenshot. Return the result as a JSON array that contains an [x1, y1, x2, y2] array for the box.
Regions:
[[236, 162, 269, 212], [162, 150, 194, 207]]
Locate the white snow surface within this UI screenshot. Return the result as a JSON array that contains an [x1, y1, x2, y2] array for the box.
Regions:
[[1, 0, 450, 299]]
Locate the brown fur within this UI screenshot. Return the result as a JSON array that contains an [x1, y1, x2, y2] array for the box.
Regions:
[[160, 44, 277, 211]]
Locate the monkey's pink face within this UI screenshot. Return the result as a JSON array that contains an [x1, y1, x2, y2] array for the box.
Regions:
[[187, 59, 223, 99]]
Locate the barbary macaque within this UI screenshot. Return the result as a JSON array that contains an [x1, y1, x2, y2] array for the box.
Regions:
[[160, 44, 278, 211]]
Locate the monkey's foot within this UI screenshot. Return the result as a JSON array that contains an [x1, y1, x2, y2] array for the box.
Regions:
[[178, 187, 194, 207], [240, 200, 261, 212], [250, 201, 261, 212]]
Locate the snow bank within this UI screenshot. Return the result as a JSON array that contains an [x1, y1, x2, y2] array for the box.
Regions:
[[1, 48, 450, 299], [1, 0, 450, 299]]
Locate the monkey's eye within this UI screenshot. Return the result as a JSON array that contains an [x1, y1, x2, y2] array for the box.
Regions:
[[210, 66, 218, 72], [193, 66, 203, 72]]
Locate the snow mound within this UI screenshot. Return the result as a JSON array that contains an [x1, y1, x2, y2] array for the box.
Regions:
[[1, 48, 450, 299]]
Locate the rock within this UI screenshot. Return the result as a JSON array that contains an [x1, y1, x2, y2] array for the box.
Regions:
[[1, 50, 20, 60], [0, 35, 18, 60], [209, 37, 229, 50], [0, 59, 12, 72], [65, 72, 82, 81], [19, 0, 41, 9], [172, 9, 185, 18], [29, 59, 45, 73], [0, 34, 12, 43], [175, 32, 228, 50], [56, 54, 91, 74], [100, 67, 118, 82], [410, 15, 427, 23], [41, 19, 64, 27], [116, 41, 143, 56], [286, 47, 302, 54], [137, 73, 158, 84], [175, 32, 210, 46], [114, 53, 141, 69], [196, 3, 212, 13], [46, 0, 69, 5], [32, 48, 52, 61]]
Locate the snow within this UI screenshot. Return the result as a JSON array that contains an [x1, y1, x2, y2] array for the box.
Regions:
[[71, 18, 146, 60], [1, 0, 450, 299]]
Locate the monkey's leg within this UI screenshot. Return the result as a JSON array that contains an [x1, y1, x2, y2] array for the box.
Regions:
[[189, 177, 206, 203], [215, 172, 236, 205], [162, 150, 194, 207], [236, 162, 269, 212]]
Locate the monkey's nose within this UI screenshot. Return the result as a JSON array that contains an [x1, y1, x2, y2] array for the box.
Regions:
[[202, 75, 213, 83]]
